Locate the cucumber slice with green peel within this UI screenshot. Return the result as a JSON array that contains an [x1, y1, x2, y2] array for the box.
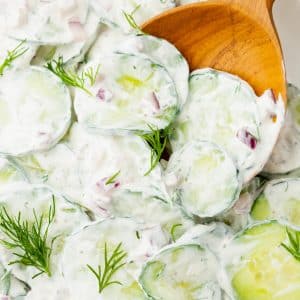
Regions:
[[88, 23, 189, 108], [5, 0, 90, 45], [171, 68, 284, 182], [222, 222, 300, 300], [0, 67, 72, 156], [0, 184, 90, 284], [62, 218, 167, 300], [74, 53, 179, 132], [165, 140, 241, 218], [251, 178, 300, 229], [90, 0, 175, 32], [264, 84, 300, 174], [139, 244, 221, 300]]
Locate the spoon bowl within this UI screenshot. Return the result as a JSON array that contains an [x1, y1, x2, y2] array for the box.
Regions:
[[142, 0, 286, 101]]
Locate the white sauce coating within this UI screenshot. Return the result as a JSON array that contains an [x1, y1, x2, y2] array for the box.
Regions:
[[171, 68, 284, 183], [0, 184, 90, 285], [90, 0, 175, 32], [264, 84, 300, 174], [0, 1, 297, 299], [75, 53, 179, 132], [0, 67, 72, 156], [62, 218, 167, 300], [0, 0, 90, 44]]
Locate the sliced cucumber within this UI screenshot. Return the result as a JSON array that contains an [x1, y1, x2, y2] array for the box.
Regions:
[[171, 68, 284, 182], [14, 123, 169, 214], [6, 0, 90, 45], [251, 178, 300, 229], [222, 222, 300, 300], [264, 84, 300, 174], [0, 67, 72, 156], [74, 53, 179, 131], [68, 123, 170, 211], [62, 218, 167, 300], [0, 157, 27, 190], [88, 23, 189, 108], [139, 244, 221, 300], [13, 143, 84, 206], [165, 140, 241, 218], [31, 9, 101, 67], [177, 222, 233, 256], [0, 184, 90, 284], [91, 0, 175, 32], [102, 189, 194, 241]]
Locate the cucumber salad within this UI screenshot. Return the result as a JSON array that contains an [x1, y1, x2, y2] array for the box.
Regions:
[[0, 1, 299, 300]]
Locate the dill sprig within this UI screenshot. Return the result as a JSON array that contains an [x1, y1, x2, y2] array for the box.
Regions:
[[0, 40, 28, 76], [123, 5, 143, 34], [87, 242, 127, 293], [0, 196, 56, 279], [170, 223, 183, 242], [281, 227, 300, 261], [105, 170, 121, 185], [138, 125, 170, 176], [85, 64, 101, 86], [45, 57, 100, 96]]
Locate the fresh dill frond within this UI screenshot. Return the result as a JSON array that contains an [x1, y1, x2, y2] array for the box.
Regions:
[[0, 40, 28, 75], [45, 57, 99, 96], [84, 64, 100, 86], [138, 125, 170, 176], [281, 227, 300, 261], [170, 223, 183, 242], [87, 242, 127, 293], [0, 196, 57, 279], [105, 170, 121, 185], [123, 5, 143, 34]]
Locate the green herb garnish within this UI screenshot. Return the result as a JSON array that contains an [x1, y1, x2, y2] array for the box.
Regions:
[[87, 242, 127, 293], [170, 223, 183, 242], [45, 57, 100, 96], [0, 196, 56, 279], [123, 5, 143, 34], [105, 170, 121, 185], [138, 125, 170, 176], [281, 227, 300, 261], [0, 40, 28, 76]]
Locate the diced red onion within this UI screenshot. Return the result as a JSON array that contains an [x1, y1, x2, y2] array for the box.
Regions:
[[237, 128, 257, 149]]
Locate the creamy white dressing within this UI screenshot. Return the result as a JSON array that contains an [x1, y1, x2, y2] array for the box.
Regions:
[[90, 0, 175, 32], [62, 218, 167, 300], [264, 84, 300, 174], [0, 184, 90, 286], [0, 67, 72, 156], [0, 1, 298, 299]]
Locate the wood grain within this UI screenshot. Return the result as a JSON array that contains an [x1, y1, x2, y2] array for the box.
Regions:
[[142, 0, 286, 101]]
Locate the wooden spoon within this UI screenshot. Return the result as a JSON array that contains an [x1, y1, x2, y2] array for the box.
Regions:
[[142, 0, 286, 101]]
